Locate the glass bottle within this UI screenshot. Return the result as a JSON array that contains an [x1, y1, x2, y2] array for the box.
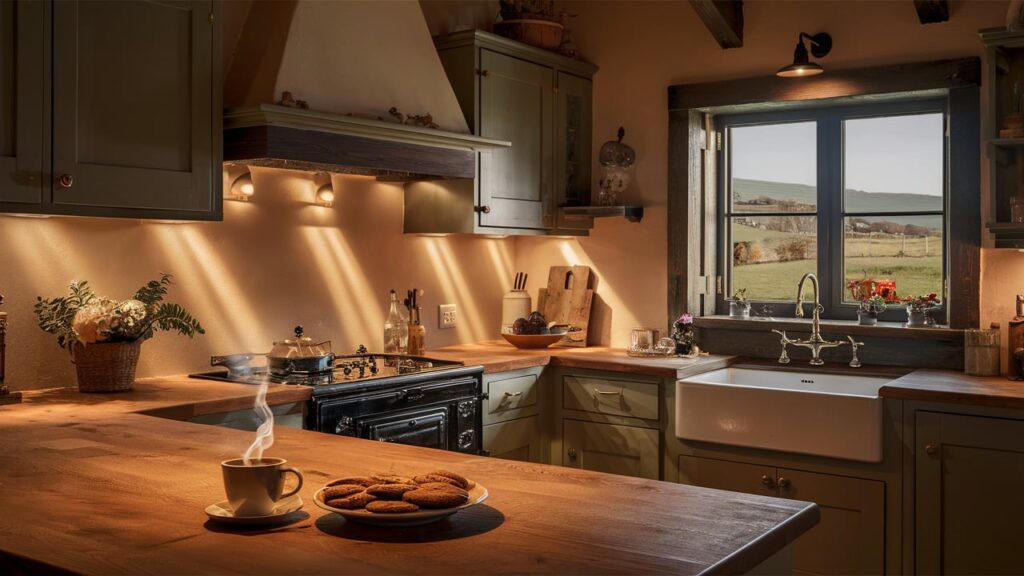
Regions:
[[384, 290, 408, 356]]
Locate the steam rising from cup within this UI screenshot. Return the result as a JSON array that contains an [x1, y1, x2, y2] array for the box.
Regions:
[[242, 382, 274, 464]]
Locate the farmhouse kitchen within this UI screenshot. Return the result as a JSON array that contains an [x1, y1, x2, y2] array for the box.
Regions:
[[1, 1, 1023, 574]]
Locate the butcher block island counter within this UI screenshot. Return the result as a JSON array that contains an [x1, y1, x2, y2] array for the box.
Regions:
[[0, 374, 818, 575]]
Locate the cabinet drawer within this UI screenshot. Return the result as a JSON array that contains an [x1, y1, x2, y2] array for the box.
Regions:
[[562, 375, 659, 420], [484, 373, 539, 425]]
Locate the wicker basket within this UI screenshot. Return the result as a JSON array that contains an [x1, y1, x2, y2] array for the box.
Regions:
[[493, 19, 564, 51], [72, 340, 142, 393]]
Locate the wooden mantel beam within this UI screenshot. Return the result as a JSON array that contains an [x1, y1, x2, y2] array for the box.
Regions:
[[689, 0, 743, 49], [914, 0, 949, 24]]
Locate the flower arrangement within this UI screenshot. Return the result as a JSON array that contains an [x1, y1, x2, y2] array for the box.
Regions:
[[846, 277, 899, 304], [730, 288, 748, 302], [671, 313, 695, 355], [34, 274, 204, 351], [904, 293, 941, 311]]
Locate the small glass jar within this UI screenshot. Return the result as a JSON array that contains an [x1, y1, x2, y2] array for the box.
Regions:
[[906, 306, 935, 328], [728, 300, 751, 318]]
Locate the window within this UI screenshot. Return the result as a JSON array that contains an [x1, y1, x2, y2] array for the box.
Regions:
[[718, 99, 947, 320]]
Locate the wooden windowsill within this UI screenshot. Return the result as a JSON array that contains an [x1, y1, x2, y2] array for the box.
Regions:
[[694, 315, 964, 342]]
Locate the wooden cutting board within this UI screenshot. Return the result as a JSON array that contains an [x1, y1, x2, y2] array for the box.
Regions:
[[537, 265, 593, 347]]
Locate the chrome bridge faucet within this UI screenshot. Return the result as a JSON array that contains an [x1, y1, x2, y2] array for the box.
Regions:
[[770, 273, 862, 367]]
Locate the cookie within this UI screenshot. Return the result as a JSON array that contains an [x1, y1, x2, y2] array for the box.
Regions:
[[427, 470, 470, 490], [403, 488, 470, 508], [327, 476, 376, 488], [365, 500, 420, 514], [366, 483, 419, 500], [415, 482, 469, 496], [323, 484, 366, 500], [326, 491, 377, 510], [371, 474, 414, 485], [413, 474, 462, 488]]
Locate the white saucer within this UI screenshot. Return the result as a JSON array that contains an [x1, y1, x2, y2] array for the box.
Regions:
[[205, 494, 304, 526]]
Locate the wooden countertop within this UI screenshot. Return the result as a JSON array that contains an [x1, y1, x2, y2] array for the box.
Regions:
[[0, 379, 818, 576], [428, 341, 735, 379], [880, 369, 1024, 409]]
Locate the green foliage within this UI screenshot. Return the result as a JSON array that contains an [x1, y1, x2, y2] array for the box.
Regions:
[[34, 281, 99, 349], [34, 274, 204, 349]]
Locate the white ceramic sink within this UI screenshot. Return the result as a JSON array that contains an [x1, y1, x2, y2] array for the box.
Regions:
[[675, 367, 892, 462]]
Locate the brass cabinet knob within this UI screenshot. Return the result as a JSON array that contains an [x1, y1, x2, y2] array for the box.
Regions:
[[474, 205, 491, 214], [57, 174, 74, 188], [567, 447, 578, 461], [925, 444, 936, 455], [477, 69, 489, 77], [778, 477, 790, 490], [761, 474, 776, 488]]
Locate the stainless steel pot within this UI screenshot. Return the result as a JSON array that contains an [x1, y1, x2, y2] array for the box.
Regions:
[[267, 326, 335, 377]]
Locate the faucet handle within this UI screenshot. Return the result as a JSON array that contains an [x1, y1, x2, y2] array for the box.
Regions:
[[772, 330, 791, 364], [847, 336, 864, 368]]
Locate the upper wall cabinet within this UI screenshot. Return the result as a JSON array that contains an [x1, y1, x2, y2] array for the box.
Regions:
[[404, 30, 597, 235], [0, 0, 222, 220]]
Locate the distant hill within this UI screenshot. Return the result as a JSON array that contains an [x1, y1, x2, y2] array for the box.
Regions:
[[732, 178, 942, 213]]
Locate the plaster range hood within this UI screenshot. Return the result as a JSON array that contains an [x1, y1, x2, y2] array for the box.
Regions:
[[223, 104, 510, 180]]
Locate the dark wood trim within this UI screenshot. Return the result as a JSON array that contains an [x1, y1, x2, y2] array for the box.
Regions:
[[688, 0, 743, 49], [914, 0, 949, 25], [667, 109, 701, 323], [224, 125, 477, 180], [668, 58, 980, 111], [947, 85, 981, 329]]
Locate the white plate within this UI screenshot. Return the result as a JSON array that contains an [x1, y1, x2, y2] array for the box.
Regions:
[[314, 481, 488, 527], [205, 494, 304, 526]]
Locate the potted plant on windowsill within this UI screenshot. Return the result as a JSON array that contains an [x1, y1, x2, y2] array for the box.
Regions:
[[903, 293, 941, 328], [34, 274, 204, 392], [727, 288, 750, 319], [671, 313, 696, 355]]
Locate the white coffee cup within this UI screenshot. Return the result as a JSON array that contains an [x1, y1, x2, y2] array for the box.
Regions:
[[221, 457, 303, 517]]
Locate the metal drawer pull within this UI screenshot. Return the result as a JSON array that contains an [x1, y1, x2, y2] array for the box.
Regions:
[[761, 474, 775, 488], [567, 447, 578, 460], [503, 391, 522, 397], [925, 444, 936, 455], [778, 477, 790, 490], [592, 388, 622, 396]]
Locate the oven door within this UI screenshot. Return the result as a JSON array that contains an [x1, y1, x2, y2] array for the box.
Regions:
[[359, 406, 449, 450]]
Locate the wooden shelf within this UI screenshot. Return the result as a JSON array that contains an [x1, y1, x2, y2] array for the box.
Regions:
[[559, 205, 644, 223], [987, 137, 1024, 147]]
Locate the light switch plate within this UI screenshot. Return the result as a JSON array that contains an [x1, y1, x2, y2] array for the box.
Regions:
[[439, 304, 457, 329]]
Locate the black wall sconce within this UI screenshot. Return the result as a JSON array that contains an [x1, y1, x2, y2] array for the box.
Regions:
[[777, 32, 832, 78]]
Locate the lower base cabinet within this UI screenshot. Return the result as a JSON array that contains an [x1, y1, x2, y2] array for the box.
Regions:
[[563, 419, 660, 479], [483, 415, 543, 463], [916, 411, 1024, 575], [680, 455, 884, 576]]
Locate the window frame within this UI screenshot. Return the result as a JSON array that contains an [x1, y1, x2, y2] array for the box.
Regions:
[[714, 98, 949, 322]]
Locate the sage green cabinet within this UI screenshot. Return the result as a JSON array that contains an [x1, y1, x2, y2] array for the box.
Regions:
[[0, 0, 44, 206], [0, 0, 221, 219], [410, 30, 596, 235], [483, 415, 543, 463], [915, 411, 1024, 575], [563, 419, 660, 479], [680, 455, 885, 576]]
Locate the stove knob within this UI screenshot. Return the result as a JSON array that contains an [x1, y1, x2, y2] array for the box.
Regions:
[[356, 345, 368, 355]]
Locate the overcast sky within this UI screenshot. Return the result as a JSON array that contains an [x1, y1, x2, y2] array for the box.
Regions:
[[730, 113, 944, 197]]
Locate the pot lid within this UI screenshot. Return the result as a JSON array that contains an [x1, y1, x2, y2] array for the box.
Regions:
[[270, 325, 332, 358]]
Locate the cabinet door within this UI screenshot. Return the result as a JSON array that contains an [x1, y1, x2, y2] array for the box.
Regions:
[[554, 71, 592, 231], [483, 415, 542, 463], [51, 0, 220, 218], [916, 411, 1024, 575], [0, 0, 44, 205], [478, 49, 552, 230], [563, 419, 659, 479], [777, 468, 885, 576], [678, 455, 778, 497]]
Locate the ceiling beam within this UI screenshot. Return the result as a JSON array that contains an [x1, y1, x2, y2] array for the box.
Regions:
[[914, 0, 949, 24], [689, 0, 743, 49]]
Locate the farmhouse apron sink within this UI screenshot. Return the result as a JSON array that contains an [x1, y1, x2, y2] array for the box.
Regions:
[[675, 367, 892, 463]]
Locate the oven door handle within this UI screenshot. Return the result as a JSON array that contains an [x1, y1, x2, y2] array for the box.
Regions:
[[400, 388, 425, 402]]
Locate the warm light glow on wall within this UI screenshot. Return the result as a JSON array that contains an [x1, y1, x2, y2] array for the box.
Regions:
[[315, 183, 335, 207], [229, 171, 255, 201]]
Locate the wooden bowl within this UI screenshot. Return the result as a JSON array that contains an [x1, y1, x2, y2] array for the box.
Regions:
[[501, 333, 566, 349]]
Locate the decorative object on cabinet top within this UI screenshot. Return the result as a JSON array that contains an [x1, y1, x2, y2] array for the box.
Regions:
[[223, 104, 510, 181]]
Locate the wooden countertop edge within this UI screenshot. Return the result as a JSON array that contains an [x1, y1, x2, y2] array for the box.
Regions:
[[702, 502, 821, 576]]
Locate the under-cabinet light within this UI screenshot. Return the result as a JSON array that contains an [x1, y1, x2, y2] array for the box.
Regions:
[[229, 172, 255, 202]]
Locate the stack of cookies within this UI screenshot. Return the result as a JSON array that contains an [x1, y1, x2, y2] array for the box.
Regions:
[[320, 470, 473, 514]]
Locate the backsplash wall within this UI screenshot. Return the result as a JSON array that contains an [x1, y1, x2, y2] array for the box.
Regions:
[[0, 169, 513, 391]]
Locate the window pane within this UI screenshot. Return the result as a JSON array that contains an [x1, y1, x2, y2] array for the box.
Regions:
[[844, 215, 943, 302], [730, 122, 816, 213], [731, 216, 817, 301], [844, 114, 944, 213]]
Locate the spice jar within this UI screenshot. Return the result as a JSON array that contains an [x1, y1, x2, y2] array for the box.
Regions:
[[965, 324, 1001, 376]]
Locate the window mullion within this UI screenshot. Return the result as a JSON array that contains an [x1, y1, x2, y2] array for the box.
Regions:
[[816, 112, 842, 318]]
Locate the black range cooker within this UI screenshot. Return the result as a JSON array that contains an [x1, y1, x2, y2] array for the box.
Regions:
[[189, 349, 484, 455]]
